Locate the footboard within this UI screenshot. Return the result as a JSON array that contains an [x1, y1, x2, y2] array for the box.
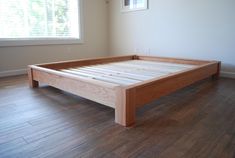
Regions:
[[28, 66, 118, 108]]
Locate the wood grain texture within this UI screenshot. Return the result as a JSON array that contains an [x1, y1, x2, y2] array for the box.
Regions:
[[60, 60, 196, 86], [128, 62, 219, 107], [28, 55, 221, 127], [0, 75, 234, 158], [38, 55, 135, 70], [137, 55, 212, 65], [32, 68, 117, 108], [27, 67, 39, 88], [212, 61, 221, 79], [115, 88, 136, 126]]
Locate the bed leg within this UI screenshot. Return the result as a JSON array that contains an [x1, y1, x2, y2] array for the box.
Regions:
[[115, 88, 136, 127], [212, 62, 221, 80], [28, 67, 39, 88]]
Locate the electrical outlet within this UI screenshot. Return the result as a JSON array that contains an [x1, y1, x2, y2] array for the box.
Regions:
[[134, 48, 145, 55]]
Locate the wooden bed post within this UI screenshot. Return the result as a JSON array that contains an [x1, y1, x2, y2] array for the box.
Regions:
[[115, 88, 136, 127], [28, 67, 39, 88], [212, 62, 221, 80]]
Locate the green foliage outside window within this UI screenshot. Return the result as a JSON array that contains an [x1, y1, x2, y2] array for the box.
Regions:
[[0, 0, 73, 38]]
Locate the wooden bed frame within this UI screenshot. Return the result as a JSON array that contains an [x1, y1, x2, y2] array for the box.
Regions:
[[28, 55, 220, 127]]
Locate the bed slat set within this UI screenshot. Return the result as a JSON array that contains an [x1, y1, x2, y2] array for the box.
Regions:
[[61, 60, 195, 86], [28, 55, 220, 127]]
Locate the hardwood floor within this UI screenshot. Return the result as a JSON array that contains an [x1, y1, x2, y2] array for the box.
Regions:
[[0, 75, 234, 158]]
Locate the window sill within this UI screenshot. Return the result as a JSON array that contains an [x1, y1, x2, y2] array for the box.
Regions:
[[0, 38, 84, 47]]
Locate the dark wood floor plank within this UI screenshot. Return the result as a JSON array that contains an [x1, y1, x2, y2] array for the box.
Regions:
[[0, 75, 234, 158]]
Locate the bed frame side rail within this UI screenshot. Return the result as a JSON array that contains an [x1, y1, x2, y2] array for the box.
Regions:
[[36, 55, 136, 70], [28, 65, 119, 108], [115, 61, 221, 126]]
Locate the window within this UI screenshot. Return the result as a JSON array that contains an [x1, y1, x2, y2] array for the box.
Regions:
[[0, 0, 82, 46], [121, 0, 148, 12]]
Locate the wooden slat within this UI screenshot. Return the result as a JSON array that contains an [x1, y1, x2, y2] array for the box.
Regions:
[[62, 69, 127, 85], [112, 62, 175, 73], [96, 64, 164, 77], [73, 69, 141, 83], [111, 62, 187, 74], [31, 65, 118, 88], [80, 59, 194, 80], [79, 67, 148, 81], [88, 65, 156, 78], [62, 69, 138, 86], [60, 57, 196, 85], [86, 67, 153, 80]]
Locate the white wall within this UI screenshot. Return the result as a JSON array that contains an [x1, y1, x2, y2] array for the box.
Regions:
[[1, 0, 235, 78], [108, 0, 235, 77], [0, 0, 109, 76]]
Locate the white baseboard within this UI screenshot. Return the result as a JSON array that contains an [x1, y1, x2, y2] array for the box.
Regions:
[[221, 71, 235, 79], [0, 69, 27, 78]]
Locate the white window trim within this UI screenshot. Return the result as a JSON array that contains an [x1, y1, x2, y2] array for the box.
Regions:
[[0, 0, 84, 47]]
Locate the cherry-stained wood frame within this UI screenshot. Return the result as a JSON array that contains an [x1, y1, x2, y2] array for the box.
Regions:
[[28, 55, 221, 127]]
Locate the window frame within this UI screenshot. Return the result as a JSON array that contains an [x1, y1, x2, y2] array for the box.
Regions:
[[0, 0, 84, 47]]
